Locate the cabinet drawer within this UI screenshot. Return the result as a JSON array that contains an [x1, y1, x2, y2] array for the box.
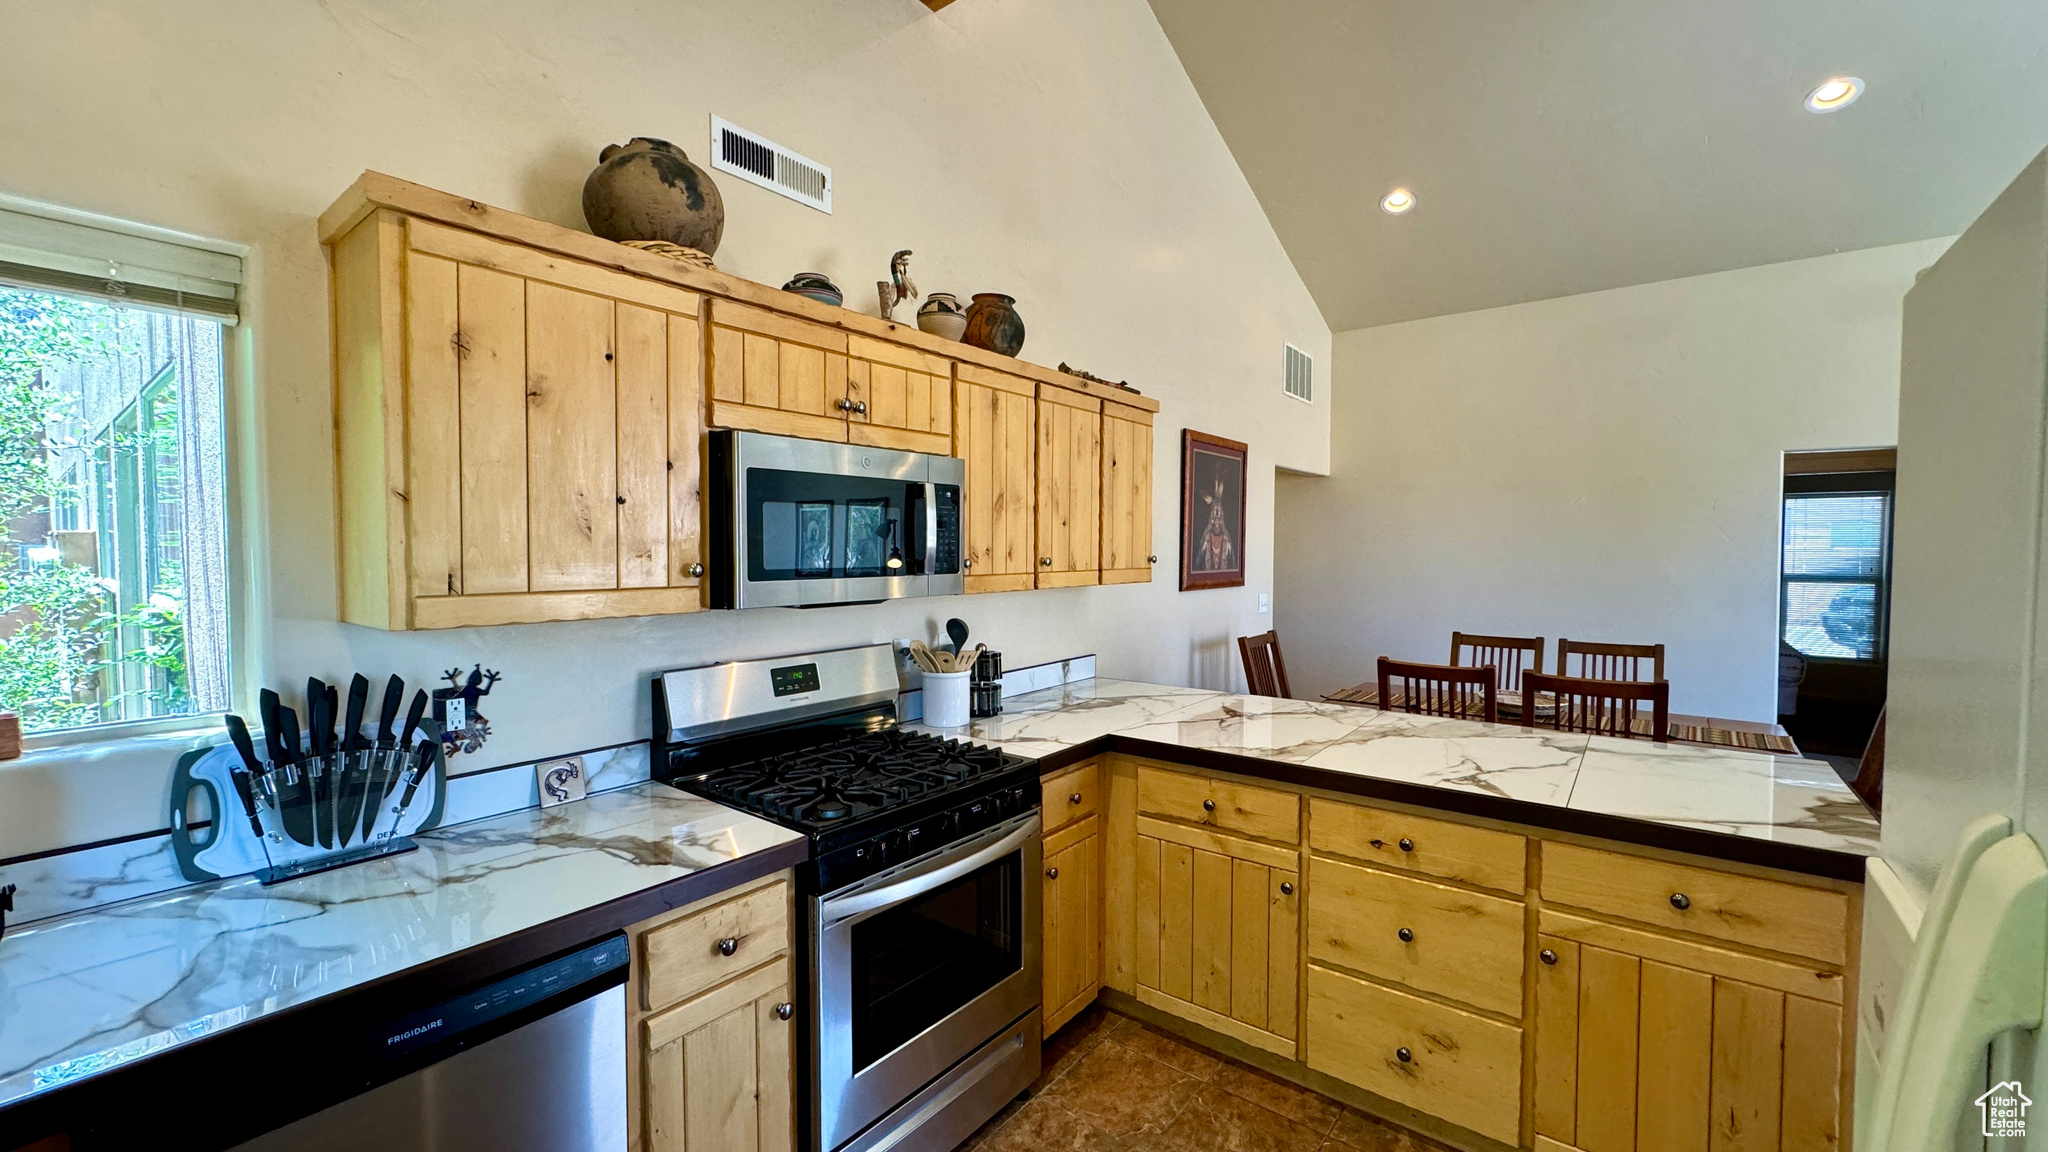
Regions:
[[1309, 798, 1525, 893], [1307, 856, 1525, 1017], [642, 881, 790, 1012], [1541, 842, 1848, 964], [1042, 761, 1101, 833], [1306, 964, 1523, 1145], [1137, 766, 1299, 843]]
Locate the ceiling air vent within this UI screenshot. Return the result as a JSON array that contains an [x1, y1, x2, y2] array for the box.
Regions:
[[710, 115, 832, 214], [1284, 343, 1313, 403]]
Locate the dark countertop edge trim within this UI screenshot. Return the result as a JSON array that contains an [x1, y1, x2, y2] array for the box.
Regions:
[[1028, 735, 1869, 883], [0, 836, 810, 1146]]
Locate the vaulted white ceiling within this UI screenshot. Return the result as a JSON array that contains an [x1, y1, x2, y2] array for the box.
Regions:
[[1148, 0, 2048, 330]]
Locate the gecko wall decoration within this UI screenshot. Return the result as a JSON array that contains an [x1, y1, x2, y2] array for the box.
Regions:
[[436, 665, 501, 757]]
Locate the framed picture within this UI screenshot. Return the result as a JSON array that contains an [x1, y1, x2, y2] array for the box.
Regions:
[[1181, 430, 1247, 591]]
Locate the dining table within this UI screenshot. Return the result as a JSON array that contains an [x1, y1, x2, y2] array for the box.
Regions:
[[1321, 683, 1800, 754]]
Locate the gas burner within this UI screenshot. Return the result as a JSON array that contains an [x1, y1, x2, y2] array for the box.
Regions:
[[682, 727, 1026, 833]]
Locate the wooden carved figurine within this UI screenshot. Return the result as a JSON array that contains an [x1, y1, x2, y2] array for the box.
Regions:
[[877, 250, 918, 321]]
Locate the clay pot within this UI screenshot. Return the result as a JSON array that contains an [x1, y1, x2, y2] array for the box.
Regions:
[[782, 272, 844, 308], [917, 292, 969, 341], [962, 293, 1025, 357], [581, 137, 725, 256]]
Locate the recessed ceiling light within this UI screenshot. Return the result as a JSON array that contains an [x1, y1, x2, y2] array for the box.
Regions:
[[1805, 76, 1864, 113], [1380, 188, 1416, 215]]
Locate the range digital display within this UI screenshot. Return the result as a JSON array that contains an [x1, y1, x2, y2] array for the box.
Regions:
[[771, 662, 821, 697]]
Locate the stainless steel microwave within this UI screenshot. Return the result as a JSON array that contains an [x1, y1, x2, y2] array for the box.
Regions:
[[708, 430, 964, 609]]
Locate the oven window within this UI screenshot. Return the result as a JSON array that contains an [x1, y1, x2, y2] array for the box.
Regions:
[[747, 467, 926, 582], [850, 852, 1021, 1071]]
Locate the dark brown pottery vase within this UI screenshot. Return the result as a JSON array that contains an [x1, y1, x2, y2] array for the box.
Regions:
[[963, 293, 1025, 357], [581, 137, 725, 255]]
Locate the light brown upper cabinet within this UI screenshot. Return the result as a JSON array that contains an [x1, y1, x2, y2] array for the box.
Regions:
[[329, 212, 705, 630], [706, 300, 951, 455], [953, 364, 1038, 593], [1100, 400, 1155, 584], [1036, 381, 1102, 588]]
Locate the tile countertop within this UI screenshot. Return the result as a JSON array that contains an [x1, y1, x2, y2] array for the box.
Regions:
[[912, 678, 1879, 879], [0, 782, 806, 1114]]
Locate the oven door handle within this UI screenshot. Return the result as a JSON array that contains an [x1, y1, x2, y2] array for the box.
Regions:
[[821, 812, 1040, 927]]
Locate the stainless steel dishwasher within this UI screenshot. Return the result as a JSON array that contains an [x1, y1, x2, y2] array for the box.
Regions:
[[232, 934, 629, 1152]]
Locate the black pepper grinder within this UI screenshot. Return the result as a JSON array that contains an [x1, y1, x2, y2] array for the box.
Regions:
[[971, 649, 1004, 718]]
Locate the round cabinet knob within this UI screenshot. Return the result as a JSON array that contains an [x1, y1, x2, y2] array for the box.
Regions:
[[1540, 949, 1558, 965], [1147, 555, 1158, 563], [1395, 1047, 1412, 1064], [855, 401, 869, 414], [1398, 837, 1414, 852], [963, 558, 974, 570], [836, 398, 850, 411], [1040, 556, 1053, 566], [1397, 927, 1414, 943], [1279, 881, 1294, 895], [688, 563, 705, 578], [1670, 893, 1691, 911], [1070, 792, 1084, 804], [1046, 867, 1059, 880], [718, 937, 740, 957], [1202, 798, 1217, 812], [776, 1002, 794, 1021]]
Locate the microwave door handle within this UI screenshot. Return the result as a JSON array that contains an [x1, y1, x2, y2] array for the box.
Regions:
[[821, 813, 1041, 927], [921, 480, 938, 568]]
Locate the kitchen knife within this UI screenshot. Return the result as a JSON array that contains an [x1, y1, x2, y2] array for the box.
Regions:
[[306, 679, 334, 848], [398, 689, 428, 751], [259, 688, 286, 769], [274, 704, 313, 846], [360, 677, 406, 843], [337, 675, 372, 845], [369, 690, 432, 841], [379, 740, 435, 841], [324, 683, 341, 754], [223, 715, 268, 842]]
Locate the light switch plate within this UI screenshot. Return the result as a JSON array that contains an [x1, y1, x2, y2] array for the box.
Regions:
[[537, 755, 587, 808], [1259, 593, 1270, 614]]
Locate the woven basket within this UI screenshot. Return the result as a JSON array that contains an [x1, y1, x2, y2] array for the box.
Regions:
[[620, 240, 717, 271]]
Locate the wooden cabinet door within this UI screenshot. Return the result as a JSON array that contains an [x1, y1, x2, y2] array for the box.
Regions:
[[704, 299, 851, 443], [1036, 382, 1101, 587], [1130, 820, 1300, 1057], [397, 219, 705, 629], [846, 334, 952, 455], [1043, 814, 1102, 1036], [953, 364, 1037, 592], [1532, 927, 1844, 1152], [1100, 399, 1154, 583], [643, 959, 796, 1152]]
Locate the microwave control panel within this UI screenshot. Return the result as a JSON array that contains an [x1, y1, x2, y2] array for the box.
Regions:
[[933, 484, 960, 574]]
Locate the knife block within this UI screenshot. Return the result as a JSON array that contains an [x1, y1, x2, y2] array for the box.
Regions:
[[170, 721, 449, 885]]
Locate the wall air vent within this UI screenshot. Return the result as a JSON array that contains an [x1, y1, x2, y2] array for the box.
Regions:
[[1284, 343, 1313, 403], [710, 115, 832, 214]]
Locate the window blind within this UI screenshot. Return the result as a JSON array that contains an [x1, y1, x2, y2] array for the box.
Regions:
[[0, 200, 240, 323]]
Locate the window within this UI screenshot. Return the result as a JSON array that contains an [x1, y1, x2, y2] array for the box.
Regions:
[[0, 199, 238, 736], [1780, 469, 1893, 662]]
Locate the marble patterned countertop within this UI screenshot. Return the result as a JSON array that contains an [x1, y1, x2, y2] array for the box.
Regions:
[[0, 782, 804, 1113], [912, 677, 1878, 867]]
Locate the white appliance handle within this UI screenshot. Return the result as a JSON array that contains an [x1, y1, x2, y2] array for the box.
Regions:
[[1872, 829, 2047, 1151], [821, 812, 1039, 927]]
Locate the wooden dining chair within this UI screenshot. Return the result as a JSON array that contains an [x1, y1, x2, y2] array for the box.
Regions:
[[1238, 631, 1292, 699], [1450, 632, 1544, 694], [1522, 671, 1670, 741], [1557, 639, 1665, 682], [1377, 657, 1498, 723]]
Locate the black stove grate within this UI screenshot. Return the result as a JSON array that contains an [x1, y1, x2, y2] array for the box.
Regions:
[[684, 728, 1020, 830]]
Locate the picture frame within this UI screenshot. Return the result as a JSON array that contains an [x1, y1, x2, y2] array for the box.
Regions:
[[1180, 429, 1248, 591]]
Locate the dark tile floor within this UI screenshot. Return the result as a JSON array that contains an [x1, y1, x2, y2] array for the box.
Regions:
[[954, 1007, 1459, 1152]]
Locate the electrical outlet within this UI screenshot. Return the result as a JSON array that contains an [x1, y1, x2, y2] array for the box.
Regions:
[[1259, 593, 1270, 614]]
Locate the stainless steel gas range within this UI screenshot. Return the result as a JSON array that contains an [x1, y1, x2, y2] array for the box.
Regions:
[[652, 643, 1041, 1152]]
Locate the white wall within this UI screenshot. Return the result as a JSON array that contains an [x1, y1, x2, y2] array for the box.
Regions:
[[0, 0, 1329, 855], [1276, 238, 1949, 721]]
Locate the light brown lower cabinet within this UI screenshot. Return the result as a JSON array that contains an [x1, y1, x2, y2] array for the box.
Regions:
[[630, 874, 796, 1152], [1531, 916, 1845, 1152], [1096, 761, 1859, 1152], [1042, 812, 1102, 1035]]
